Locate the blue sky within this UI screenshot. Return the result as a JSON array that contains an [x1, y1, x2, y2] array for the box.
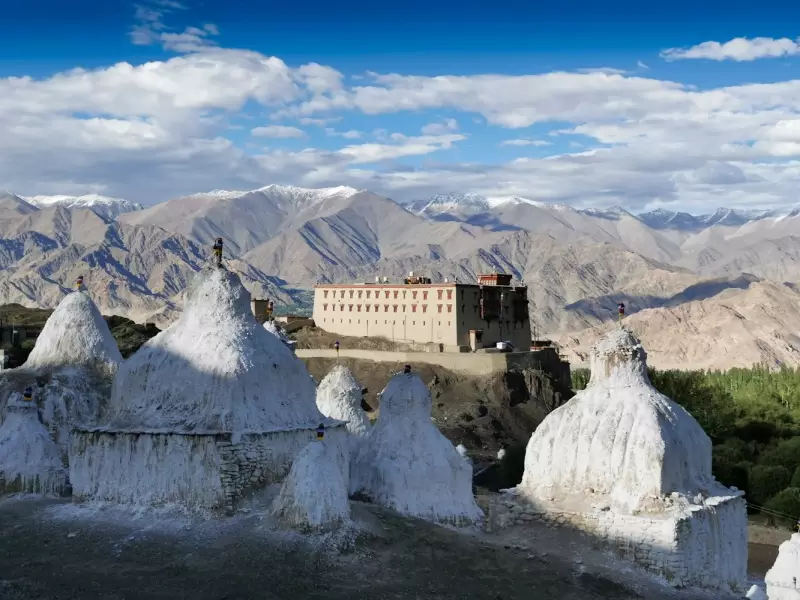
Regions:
[[3, 0, 800, 211]]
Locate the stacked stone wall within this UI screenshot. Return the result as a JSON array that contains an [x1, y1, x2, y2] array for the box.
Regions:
[[487, 492, 746, 592], [70, 425, 347, 513]]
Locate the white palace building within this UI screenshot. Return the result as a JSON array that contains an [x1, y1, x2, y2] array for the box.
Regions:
[[312, 273, 532, 352]]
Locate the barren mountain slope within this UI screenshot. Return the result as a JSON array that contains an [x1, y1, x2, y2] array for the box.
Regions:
[[0, 210, 303, 327], [688, 235, 800, 282], [21, 194, 143, 220], [0, 193, 39, 218], [118, 185, 366, 255], [557, 280, 800, 370]]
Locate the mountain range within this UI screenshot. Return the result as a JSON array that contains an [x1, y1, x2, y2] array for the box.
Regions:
[[4, 186, 800, 369]]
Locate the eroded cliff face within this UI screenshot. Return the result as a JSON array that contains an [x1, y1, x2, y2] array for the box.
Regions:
[[301, 357, 572, 461]]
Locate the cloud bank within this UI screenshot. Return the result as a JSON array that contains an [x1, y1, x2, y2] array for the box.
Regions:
[[4, 14, 800, 213]]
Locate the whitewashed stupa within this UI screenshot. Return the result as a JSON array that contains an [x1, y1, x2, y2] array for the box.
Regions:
[[491, 328, 747, 592], [765, 533, 800, 600], [316, 365, 370, 438], [24, 283, 122, 374], [264, 321, 296, 355], [69, 267, 345, 512], [271, 438, 351, 531], [746, 584, 768, 600], [0, 392, 67, 496], [350, 369, 483, 525], [0, 283, 120, 459]]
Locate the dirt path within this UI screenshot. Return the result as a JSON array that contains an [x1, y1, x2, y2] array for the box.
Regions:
[[0, 497, 736, 600]]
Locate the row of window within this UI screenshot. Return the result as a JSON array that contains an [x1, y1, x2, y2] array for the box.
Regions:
[[321, 303, 453, 314], [321, 318, 452, 327], [322, 288, 453, 301]]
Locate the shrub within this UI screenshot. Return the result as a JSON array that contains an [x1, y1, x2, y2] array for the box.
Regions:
[[792, 466, 800, 488], [749, 465, 792, 506], [758, 437, 800, 474], [765, 487, 800, 523], [712, 456, 749, 493]]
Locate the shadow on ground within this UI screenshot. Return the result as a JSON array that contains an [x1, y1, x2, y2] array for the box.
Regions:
[[0, 497, 720, 600]]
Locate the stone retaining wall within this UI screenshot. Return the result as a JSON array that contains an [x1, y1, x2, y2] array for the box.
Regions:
[[296, 347, 569, 377], [487, 491, 747, 593], [70, 425, 347, 513]]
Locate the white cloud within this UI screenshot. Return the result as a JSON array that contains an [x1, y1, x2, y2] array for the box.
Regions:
[[299, 117, 341, 126], [576, 67, 628, 75], [420, 118, 459, 135], [130, 0, 220, 53], [661, 36, 800, 62], [252, 125, 306, 138], [500, 139, 551, 147], [637, 60, 649, 70], [336, 133, 465, 163], [285, 71, 689, 129], [9, 3, 800, 213], [324, 128, 362, 139]]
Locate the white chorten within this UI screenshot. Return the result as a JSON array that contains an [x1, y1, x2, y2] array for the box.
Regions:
[[264, 321, 296, 354], [0, 286, 117, 460], [24, 289, 122, 374], [746, 584, 768, 600], [765, 533, 800, 600], [271, 439, 351, 531], [103, 268, 321, 433], [316, 365, 370, 437], [264, 320, 289, 343], [507, 328, 747, 592], [520, 328, 729, 512], [350, 369, 483, 525], [70, 267, 345, 511], [0, 393, 67, 496]]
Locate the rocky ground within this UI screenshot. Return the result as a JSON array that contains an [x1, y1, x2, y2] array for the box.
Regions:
[[0, 496, 749, 600], [290, 327, 419, 352]]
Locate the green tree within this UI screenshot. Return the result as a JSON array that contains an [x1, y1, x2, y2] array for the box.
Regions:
[[749, 465, 792, 506], [712, 456, 749, 494], [765, 487, 800, 523], [758, 437, 800, 474], [647, 369, 737, 441], [571, 368, 590, 391], [792, 466, 800, 488]]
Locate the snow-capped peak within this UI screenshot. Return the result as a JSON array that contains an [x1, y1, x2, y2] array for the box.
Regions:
[[21, 194, 143, 219], [189, 184, 362, 202], [407, 192, 564, 216], [423, 193, 493, 212], [578, 205, 633, 219]]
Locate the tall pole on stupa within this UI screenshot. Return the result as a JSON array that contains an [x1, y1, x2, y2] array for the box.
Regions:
[[617, 302, 625, 328]]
